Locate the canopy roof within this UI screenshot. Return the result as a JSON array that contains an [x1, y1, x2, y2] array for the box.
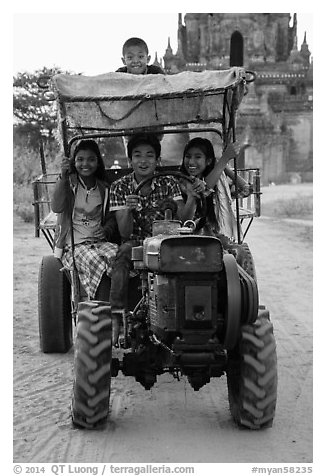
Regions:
[[52, 68, 247, 133], [53, 68, 246, 100]]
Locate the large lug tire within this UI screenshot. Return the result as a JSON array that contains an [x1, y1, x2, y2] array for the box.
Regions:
[[226, 312, 277, 429], [71, 301, 113, 429], [236, 242, 257, 281], [38, 255, 72, 353]]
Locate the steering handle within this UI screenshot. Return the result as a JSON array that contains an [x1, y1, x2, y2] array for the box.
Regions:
[[133, 170, 207, 232]]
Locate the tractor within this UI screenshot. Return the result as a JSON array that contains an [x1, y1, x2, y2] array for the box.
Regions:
[[33, 67, 277, 430]]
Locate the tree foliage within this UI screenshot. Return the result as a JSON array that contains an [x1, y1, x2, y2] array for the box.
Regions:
[[13, 66, 129, 183], [13, 66, 72, 149]]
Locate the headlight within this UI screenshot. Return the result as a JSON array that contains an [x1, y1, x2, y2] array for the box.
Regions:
[[144, 236, 223, 272]]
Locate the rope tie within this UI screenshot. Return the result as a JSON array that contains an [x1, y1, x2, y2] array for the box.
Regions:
[[95, 99, 146, 124]]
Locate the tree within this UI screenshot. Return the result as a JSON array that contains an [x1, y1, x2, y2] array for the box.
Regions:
[[13, 67, 128, 171], [13, 66, 72, 150]]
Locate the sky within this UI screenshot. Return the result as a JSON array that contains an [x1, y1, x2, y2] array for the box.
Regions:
[[12, 6, 314, 77]]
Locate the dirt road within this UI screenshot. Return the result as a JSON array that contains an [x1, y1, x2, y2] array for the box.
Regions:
[[13, 185, 313, 464]]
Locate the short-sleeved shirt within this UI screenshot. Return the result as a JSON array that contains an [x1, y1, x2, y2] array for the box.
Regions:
[[109, 172, 183, 239]]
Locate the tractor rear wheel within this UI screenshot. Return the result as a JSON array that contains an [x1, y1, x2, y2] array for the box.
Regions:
[[38, 255, 72, 353], [226, 311, 277, 429], [71, 301, 113, 429]]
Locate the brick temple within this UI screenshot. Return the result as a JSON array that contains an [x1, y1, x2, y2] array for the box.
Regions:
[[157, 13, 313, 184]]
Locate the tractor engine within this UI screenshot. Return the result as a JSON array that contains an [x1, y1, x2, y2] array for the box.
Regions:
[[129, 219, 259, 390], [143, 234, 225, 343]]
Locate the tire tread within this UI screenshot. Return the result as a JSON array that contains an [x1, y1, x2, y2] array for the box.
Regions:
[[227, 315, 278, 430], [71, 301, 112, 429]]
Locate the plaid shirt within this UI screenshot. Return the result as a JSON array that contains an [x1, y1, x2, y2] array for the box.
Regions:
[[109, 172, 183, 239]]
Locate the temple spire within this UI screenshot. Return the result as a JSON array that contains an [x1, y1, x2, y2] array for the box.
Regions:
[[165, 36, 173, 56], [293, 13, 297, 32], [153, 51, 160, 66], [300, 31, 311, 66], [293, 33, 298, 51]]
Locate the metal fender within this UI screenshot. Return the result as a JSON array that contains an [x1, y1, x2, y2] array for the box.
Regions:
[[238, 266, 259, 324], [223, 253, 242, 350]]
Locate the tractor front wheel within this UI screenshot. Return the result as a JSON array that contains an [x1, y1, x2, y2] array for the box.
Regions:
[[71, 301, 113, 429]]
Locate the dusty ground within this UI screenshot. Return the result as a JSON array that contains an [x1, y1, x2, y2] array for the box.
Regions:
[[13, 184, 313, 464]]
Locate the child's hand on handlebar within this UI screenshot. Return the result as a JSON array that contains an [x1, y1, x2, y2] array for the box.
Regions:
[[186, 178, 206, 198]]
